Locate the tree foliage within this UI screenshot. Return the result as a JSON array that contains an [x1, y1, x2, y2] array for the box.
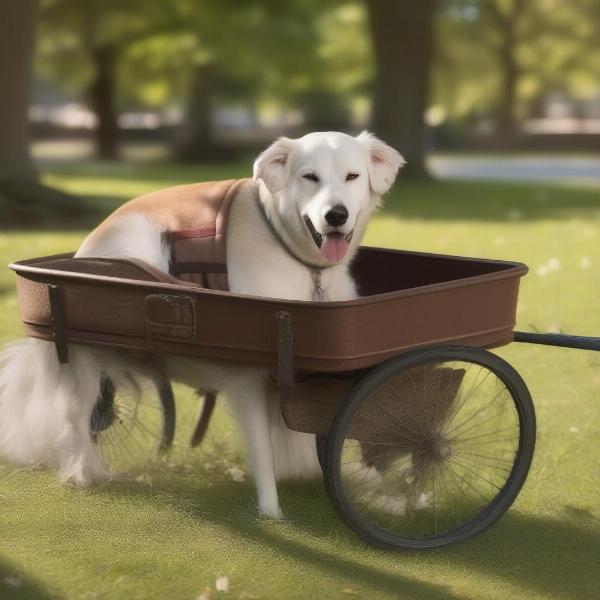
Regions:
[[33, 0, 600, 158], [434, 0, 600, 132]]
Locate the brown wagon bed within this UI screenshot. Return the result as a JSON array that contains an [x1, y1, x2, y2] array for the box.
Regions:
[[10, 245, 600, 551], [11, 246, 527, 372]]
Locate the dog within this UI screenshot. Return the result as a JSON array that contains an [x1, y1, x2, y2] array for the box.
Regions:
[[0, 131, 403, 519]]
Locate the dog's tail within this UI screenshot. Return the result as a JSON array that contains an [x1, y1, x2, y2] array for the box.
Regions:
[[0, 338, 136, 485], [1, 214, 171, 484]]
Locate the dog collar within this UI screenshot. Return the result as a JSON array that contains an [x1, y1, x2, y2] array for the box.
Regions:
[[255, 195, 327, 301]]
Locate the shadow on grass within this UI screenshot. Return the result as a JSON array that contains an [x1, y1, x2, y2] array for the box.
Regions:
[[0, 559, 59, 599], [94, 474, 599, 600], [384, 179, 600, 222], [446, 510, 600, 600], [44, 160, 250, 186], [0, 193, 119, 232], [4, 163, 599, 232], [94, 476, 463, 600]]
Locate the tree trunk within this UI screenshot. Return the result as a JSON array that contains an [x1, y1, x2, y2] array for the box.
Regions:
[[177, 64, 222, 161], [490, 0, 528, 144], [0, 0, 38, 181], [88, 46, 119, 160], [496, 44, 519, 143], [365, 0, 435, 178]]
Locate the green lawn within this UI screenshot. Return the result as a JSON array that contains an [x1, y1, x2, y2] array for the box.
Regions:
[[1, 160, 599, 600]]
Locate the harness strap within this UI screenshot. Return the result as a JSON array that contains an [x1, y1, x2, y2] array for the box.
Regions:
[[169, 178, 248, 291]]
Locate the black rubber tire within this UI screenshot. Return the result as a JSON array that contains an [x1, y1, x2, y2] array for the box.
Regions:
[[323, 345, 536, 550], [316, 434, 328, 472]]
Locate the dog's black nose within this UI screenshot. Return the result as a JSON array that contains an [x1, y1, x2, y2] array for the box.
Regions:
[[325, 204, 348, 227]]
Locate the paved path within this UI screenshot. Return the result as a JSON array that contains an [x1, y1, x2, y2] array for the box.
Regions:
[[429, 156, 600, 184]]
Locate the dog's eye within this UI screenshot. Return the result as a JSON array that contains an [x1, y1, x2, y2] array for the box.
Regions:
[[346, 172, 359, 182], [303, 173, 319, 183]]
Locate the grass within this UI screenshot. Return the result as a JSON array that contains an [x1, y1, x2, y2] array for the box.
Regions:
[[1, 158, 599, 600]]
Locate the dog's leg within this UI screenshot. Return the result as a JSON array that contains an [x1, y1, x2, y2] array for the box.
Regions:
[[57, 397, 108, 487], [225, 369, 282, 520], [267, 389, 321, 481]]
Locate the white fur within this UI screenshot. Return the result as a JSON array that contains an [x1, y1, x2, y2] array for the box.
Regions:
[[75, 212, 171, 270], [0, 131, 403, 519], [0, 339, 147, 486]]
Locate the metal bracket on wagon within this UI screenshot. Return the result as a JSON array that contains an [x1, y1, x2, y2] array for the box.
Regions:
[[276, 311, 295, 404], [48, 284, 69, 363]]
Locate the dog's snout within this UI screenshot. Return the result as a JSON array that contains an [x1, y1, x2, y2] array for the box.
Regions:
[[325, 204, 348, 227]]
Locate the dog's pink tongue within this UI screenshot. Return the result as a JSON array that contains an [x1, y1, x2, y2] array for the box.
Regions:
[[320, 234, 349, 262]]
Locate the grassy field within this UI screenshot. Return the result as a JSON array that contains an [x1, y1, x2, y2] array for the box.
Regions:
[[1, 159, 599, 600]]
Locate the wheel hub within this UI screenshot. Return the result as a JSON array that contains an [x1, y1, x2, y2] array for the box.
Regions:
[[433, 437, 453, 461]]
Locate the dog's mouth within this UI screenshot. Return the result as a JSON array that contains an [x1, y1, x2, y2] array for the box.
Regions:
[[304, 216, 354, 263]]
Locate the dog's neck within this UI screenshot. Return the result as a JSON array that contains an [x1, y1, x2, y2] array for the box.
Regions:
[[256, 182, 336, 301]]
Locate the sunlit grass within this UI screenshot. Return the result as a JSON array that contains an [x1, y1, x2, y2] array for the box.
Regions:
[[1, 161, 599, 600]]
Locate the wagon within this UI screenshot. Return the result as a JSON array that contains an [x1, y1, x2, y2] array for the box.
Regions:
[[10, 247, 600, 549]]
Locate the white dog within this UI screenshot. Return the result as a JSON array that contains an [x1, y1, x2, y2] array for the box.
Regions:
[[0, 131, 403, 519]]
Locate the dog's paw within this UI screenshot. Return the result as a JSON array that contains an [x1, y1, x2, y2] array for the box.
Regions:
[[61, 473, 105, 488], [258, 503, 285, 521], [59, 460, 110, 488]]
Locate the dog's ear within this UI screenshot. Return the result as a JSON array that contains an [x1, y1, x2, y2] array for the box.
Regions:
[[253, 137, 295, 194], [357, 131, 405, 195]]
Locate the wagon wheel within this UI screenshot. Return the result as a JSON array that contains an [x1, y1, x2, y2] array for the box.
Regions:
[[323, 345, 535, 550], [90, 372, 176, 473], [316, 434, 328, 471]]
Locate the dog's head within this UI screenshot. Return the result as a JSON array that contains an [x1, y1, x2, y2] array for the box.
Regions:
[[253, 131, 404, 266]]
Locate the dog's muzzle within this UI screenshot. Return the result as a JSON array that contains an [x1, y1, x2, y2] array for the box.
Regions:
[[304, 215, 354, 263]]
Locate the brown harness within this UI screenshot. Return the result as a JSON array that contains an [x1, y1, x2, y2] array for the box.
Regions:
[[168, 179, 248, 290]]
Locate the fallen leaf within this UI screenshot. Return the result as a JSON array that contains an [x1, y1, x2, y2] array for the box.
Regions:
[[226, 467, 246, 482], [547, 257, 561, 272], [216, 576, 230, 592], [135, 473, 153, 486], [580, 256, 592, 270], [196, 586, 212, 600]]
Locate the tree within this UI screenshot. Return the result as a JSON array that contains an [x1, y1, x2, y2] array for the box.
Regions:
[[37, 0, 331, 160], [435, 0, 600, 141], [38, 0, 178, 159], [167, 0, 331, 159], [365, 0, 436, 177], [0, 0, 38, 181], [483, 0, 527, 138]]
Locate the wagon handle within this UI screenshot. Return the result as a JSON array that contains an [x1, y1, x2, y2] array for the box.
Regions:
[[513, 331, 600, 352]]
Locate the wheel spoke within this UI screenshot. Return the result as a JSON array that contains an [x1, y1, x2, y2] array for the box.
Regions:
[[94, 380, 166, 473]]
